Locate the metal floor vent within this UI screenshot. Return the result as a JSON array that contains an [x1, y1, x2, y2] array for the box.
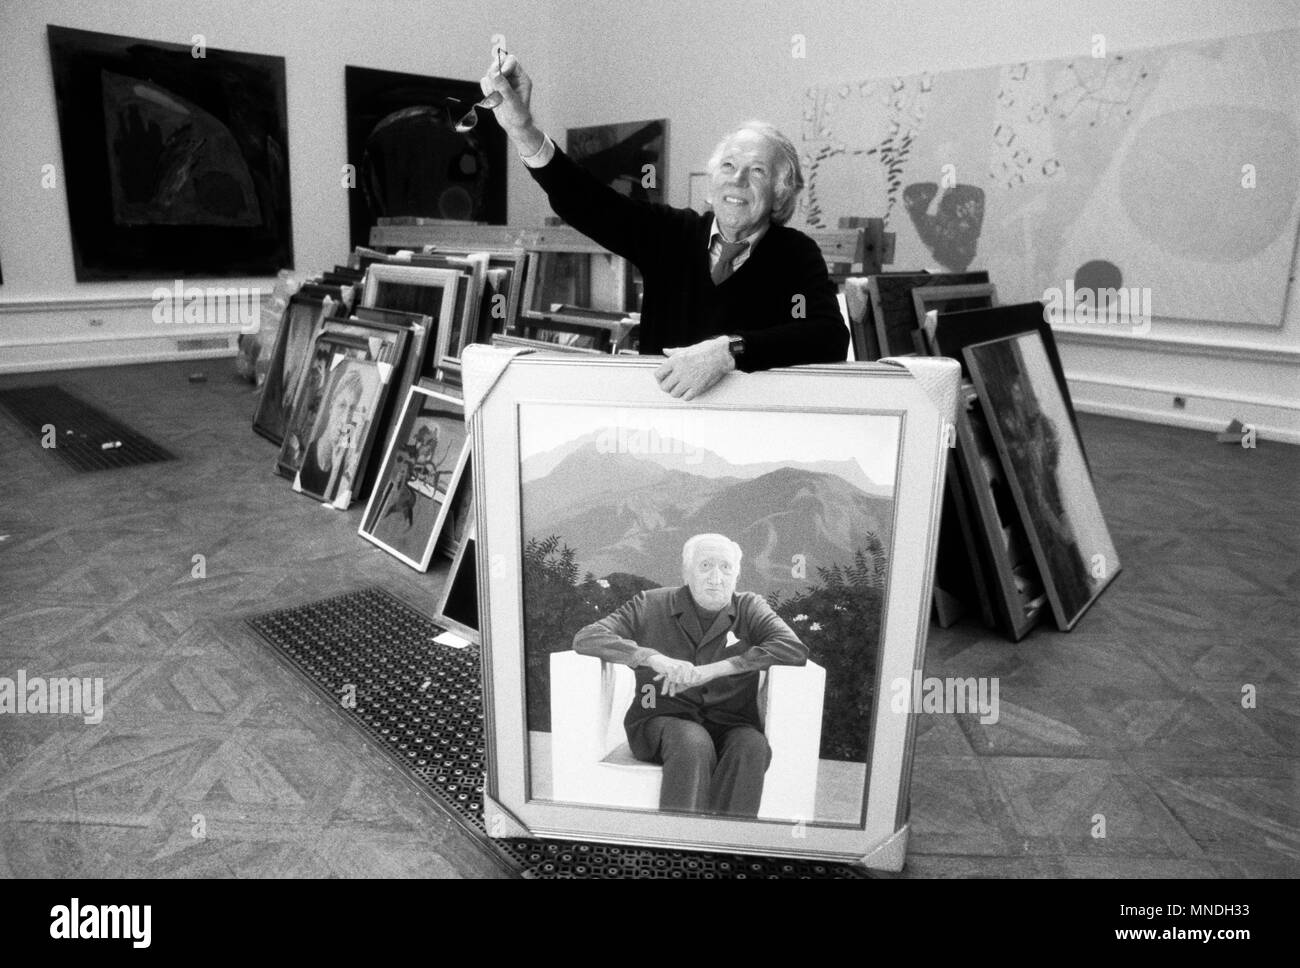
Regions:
[[0, 385, 176, 472], [247, 587, 867, 880]]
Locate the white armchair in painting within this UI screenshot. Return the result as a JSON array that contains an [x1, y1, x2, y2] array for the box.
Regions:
[[549, 650, 826, 821]]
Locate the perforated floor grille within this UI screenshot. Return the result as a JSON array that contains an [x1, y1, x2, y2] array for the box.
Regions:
[[0, 385, 176, 471], [247, 587, 869, 879]]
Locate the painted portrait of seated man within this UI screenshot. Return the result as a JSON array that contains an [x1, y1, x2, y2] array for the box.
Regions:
[[572, 534, 807, 817]]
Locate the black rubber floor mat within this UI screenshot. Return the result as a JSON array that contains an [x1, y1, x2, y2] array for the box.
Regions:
[[246, 587, 868, 879], [0, 385, 176, 471]]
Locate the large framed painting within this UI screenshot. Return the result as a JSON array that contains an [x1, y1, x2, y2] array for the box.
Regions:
[[275, 332, 369, 480], [317, 314, 413, 500], [349, 305, 434, 401], [868, 271, 989, 358], [566, 119, 667, 205], [361, 264, 460, 380], [290, 351, 392, 509], [964, 334, 1120, 631], [252, 293, 333, 445], [951, 383, 1048, 641], [359, 384, 468, 570], [466, 347, 960, 869], [520, 248, 638, 326], [910, 283, 998, 345], [923, 300, 1089, 470], [345, 66, 507, 250], [47, 26, 292, 280], [412, 249, 529, 342]]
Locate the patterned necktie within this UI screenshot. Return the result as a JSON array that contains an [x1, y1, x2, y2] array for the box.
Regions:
[[711, 238, 750, 285]]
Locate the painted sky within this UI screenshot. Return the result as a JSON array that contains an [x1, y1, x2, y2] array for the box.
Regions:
[[519, 402, 900, 488]]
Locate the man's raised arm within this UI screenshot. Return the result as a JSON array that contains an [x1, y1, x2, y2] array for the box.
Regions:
[[480, 52, 654, 265]]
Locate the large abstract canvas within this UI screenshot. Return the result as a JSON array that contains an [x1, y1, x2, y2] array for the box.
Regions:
[[47, 26, 292, 280], [801, 28, 1300, 326], [345, 66, 507, 249]]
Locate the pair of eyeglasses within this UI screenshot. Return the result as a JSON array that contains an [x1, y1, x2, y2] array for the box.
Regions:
[[451, 48, 506, 133]]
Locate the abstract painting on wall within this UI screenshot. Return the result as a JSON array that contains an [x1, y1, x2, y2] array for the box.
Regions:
[[47, 25, 293, 281], [345, 66, 507, 250], [566, 120, 667, 205], [800, 28, 1300, 326]]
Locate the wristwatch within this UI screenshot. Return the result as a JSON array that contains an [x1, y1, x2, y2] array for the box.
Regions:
[[727, 335, 745, 358]]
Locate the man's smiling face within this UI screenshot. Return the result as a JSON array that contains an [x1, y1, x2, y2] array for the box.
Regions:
[[708, 130, 778, 241]]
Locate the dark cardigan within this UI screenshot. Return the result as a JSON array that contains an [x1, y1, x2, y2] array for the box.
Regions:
[[526, 147, 848, 372]]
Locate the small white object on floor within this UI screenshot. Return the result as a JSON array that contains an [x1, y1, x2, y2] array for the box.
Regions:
[[433, 630, 470, 649]]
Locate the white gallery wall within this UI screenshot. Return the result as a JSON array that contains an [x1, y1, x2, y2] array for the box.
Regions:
[[0, 0, 557, 371], [1, 0, 1297, 440], [539, 0, 1300, 442]]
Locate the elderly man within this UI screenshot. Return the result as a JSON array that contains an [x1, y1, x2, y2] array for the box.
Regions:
[[572, 534, 807, 818], [480, 54, 848, 400]]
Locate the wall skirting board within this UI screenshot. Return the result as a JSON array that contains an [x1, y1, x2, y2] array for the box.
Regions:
[[1054, 327, 1300, 444], [1052, 325, 1300, 365], [0, 291, 263, 374], [2, 295, 1296, 443], [1067, 373, 1300, 445]]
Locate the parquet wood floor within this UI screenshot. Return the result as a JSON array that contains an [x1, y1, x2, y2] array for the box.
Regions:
[[0, 360, 1295, 878]]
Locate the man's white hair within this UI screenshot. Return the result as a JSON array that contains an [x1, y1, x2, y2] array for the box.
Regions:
[[705, 121, 805, 225], [681, 533, 743, 573]]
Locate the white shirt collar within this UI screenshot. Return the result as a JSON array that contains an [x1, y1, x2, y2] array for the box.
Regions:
[[708, 215, 769, 253]]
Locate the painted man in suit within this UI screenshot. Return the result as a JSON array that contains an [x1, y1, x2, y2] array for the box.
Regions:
[[572, 534, 807, 817]]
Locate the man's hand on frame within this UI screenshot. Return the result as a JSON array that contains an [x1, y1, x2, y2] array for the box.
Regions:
[[655, 336, 736, 401]]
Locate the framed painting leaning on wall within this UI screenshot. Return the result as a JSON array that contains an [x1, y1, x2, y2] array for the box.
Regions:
[[964, 333, 1120, 631], [359, 384, 468, 571]]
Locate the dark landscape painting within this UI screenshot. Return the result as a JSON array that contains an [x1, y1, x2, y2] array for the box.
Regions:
[[870, 271, 989, 357], [965, 334, 1119, 630], [567, 120, 667, 204], [517, 404, 901, 771], [47, 25, 292, 280], [345, 66, 507, 249]]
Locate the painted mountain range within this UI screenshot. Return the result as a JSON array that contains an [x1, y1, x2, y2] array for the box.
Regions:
[[522, 437, 895, 599]]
